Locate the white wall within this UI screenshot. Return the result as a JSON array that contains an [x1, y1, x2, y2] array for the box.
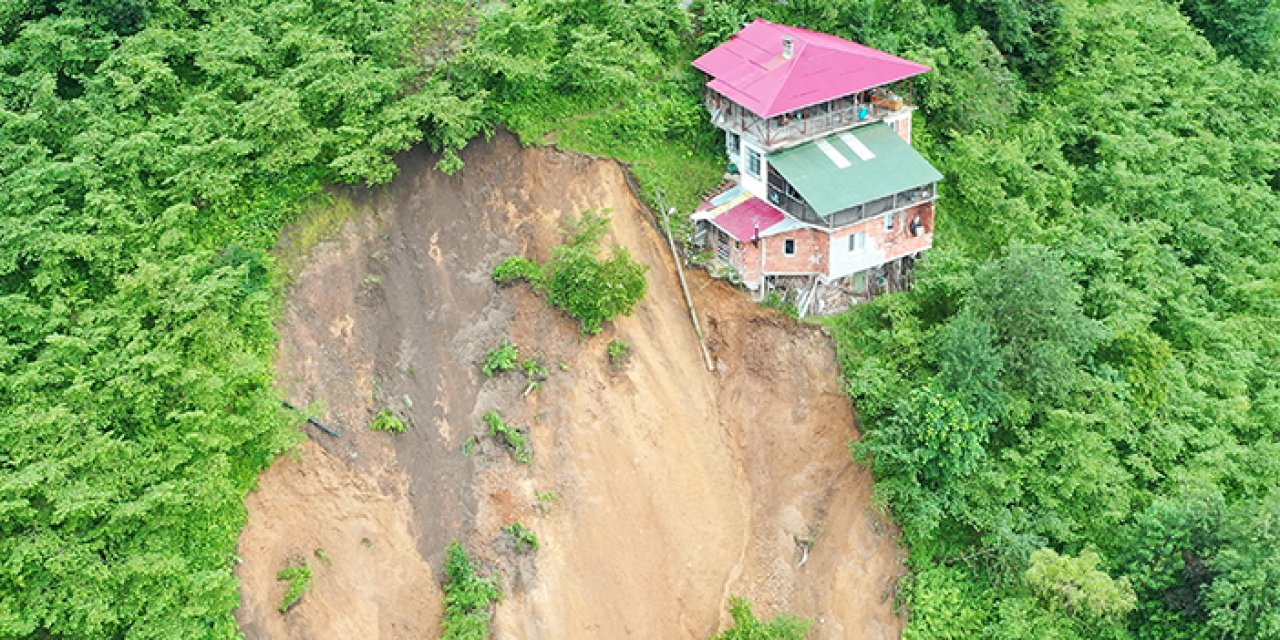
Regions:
[[738, 141, 768, 200], [828, 231, 887, 280]]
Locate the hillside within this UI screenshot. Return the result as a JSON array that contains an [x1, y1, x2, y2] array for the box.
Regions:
[[235, 132, 904, 639], [3, 0, 1278, 638]]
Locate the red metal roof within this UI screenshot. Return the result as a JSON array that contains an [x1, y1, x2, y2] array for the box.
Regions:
[[692, 19, 930, 118], [711, 196, 785, 242]]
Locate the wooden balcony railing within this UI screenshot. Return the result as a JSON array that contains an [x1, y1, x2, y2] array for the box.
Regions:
[[707, 91, 910, 151]]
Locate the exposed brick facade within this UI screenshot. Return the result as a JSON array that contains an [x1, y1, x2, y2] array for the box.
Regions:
[[720, 202, 935, 287]]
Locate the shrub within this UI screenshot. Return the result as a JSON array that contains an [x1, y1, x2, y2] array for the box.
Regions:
[[492, 256, 546, 288], [607, 339, 632, 368], [483, 411, 531, 464], [521, 358, 549, 381], [371, 408, 407, 434], [536, 491, 560, 515], [482, 340, 520, 377], [276, 559, 312, 614], [545, 216, 649, 334], [713, 596, 810, 639], [494, 210, 648, 335], [441, 542, 502, 640], [761, 291, 799, 319], [504, 522, 540, 554]]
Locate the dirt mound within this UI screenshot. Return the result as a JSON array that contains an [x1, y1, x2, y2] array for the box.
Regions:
[[236, 132, 905, 638]]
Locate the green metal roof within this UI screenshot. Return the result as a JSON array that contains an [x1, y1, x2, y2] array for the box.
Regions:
[[766, 123, 943, 217]]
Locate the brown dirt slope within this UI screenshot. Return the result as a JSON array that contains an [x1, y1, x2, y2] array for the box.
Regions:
[[236, 132, 905, 639]]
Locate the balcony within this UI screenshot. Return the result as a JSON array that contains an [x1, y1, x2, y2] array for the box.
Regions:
[[707, 90, 911, 151]]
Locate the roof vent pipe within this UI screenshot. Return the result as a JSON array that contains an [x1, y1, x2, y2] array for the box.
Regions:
[[782, 36, 794, 59]]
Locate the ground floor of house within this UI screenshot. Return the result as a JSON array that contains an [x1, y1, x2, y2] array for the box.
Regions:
[[693, 185, 935, 300]]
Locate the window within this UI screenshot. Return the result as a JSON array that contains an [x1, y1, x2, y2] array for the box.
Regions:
[[848, 231, 866, 251], [885, 211, 897, 231], [727, 131, 740, 155], [746, 148, 761, 178], [783, 238, 796, 256]]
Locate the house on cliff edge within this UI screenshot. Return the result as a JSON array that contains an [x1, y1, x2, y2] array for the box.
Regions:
[[690, 19, 942, 312]]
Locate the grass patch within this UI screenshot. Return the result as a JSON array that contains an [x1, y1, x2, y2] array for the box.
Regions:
[[761, 291, 800, 319], [483, 411, 531, 464], [502, 73, 724, 214], [536, 491, 560, 515], [276, 558, 313, 614], [277, 195, 357, 279], [441, 542, 502, 640]]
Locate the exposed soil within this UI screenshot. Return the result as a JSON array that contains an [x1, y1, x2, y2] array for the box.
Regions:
[[236, 132, 905, 639]]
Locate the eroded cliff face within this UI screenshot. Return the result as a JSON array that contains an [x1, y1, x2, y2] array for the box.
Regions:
[[237, 132, 905, 640]]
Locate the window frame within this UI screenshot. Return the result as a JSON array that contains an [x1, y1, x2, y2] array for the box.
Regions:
[[746, 148, 762, 178]]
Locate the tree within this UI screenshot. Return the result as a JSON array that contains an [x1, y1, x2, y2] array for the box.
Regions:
[[1179, 0, 1280, 69], [1203, 491, 1280, 639], [964, 244, 1099, 404], [1026, 549, 1137, 621]]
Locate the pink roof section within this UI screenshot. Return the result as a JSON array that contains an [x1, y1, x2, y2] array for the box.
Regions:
[[712, 196, 785, 242], [692, 19, 930, 118]]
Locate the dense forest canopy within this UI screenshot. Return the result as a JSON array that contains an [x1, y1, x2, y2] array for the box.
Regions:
[[2, 0, 1278, 637]]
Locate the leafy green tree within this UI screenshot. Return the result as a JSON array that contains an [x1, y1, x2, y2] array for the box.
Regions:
[[1025, 549, 1137, 621], [1179, 0, 1280, 68], [932, 311, 1006, 422], [964, 244, 1099, 404], [852, 386, 988, 537], [1203, 490, 1280, 639], [902, 564, 990, 640]]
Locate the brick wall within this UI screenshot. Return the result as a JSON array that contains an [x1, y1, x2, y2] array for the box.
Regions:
[[726, 202, 935, 286]]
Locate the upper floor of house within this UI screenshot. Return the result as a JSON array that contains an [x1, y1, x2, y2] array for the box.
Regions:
[[693, 19, 929, 152]]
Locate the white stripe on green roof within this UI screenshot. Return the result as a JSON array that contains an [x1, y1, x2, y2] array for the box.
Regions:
[[815, 139, 851, 168], [838, 131, 875, 161]]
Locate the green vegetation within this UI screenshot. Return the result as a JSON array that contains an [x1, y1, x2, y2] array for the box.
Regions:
[[371, 408, 407, 434], [447, 0, 723, 211], [712, 596, 810, 640], [504, 522, 541, 554], [546, 212, 649, 335], [0, 0, 486, 635], [1025, 549, 1138, 621], [774, 0, 1280, 636], [492, 256, 547, 288], [483, 411, 532, 464], [536, 490, 561, 515], [9, 0, 1278, 635], [607, 339, 633, 368], [521, 358, 549, 381], [440, 542, 502, 640], [495, 210, 649, 335], [276, 559, 313, 614], [482, 339, 520, 377], [760, 291, 799, 319]]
